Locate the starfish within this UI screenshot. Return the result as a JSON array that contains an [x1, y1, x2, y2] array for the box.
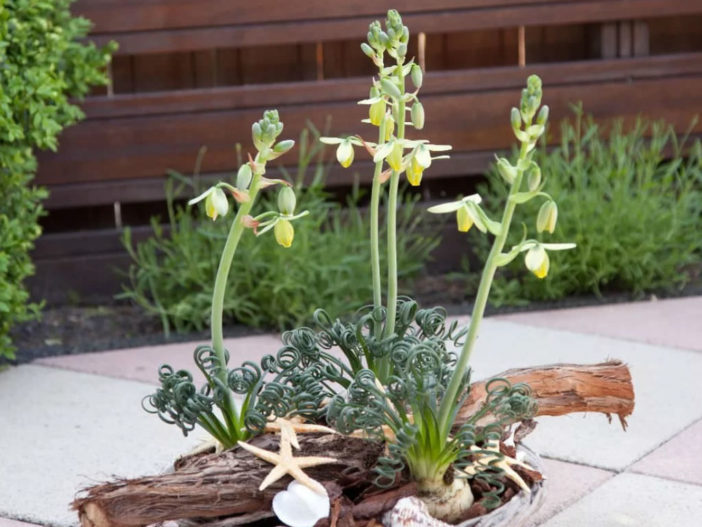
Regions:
[[462, 440, 534, 493], [264, 416, 337, 440], [238, 422, 337, 495]]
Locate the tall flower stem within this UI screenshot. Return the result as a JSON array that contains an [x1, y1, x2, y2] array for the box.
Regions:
[[370, 118, 388, 315], [383, 63, 406, 340], [210, 156, 264, 442], [437, 142, 529, 434]]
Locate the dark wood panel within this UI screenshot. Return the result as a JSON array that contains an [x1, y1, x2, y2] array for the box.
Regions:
[[39, 72, 702, 188], [85, 1, 702, 54], [76, 52, 702, 120], [74, 0, 567, 33]]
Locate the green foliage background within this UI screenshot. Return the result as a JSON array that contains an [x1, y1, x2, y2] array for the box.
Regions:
[[120, 130, 440, 336], [473, 107, 702, 306], [0, 1, 113, 359]]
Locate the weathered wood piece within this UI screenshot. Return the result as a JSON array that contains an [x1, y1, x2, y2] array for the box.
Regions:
[[73, 361, 634, 526], [457, 360, 635, 429]]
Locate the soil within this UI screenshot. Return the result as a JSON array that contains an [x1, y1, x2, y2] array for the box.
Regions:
[[8, 273, 702, 366]]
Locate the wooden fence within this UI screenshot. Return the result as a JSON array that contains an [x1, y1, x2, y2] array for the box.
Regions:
[[30, 0, 702, 302]]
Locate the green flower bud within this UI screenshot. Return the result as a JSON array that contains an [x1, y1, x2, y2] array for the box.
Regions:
[[536, 105, 549, 126], [236, 164, 253, 190], [527, 163, 541, 191], [369, 99, 385, 126], [410, 64, 423, 90], [360, 42, 375, 58], [336, 140, 355, 168], [537, 200, 558, 233], [274, 219, 294, 248], [397, 42, 407, 58], [456, 205, 473, 232], [205, 187, 228, 221], [273, 139, 295, 155], [381, 77, 402, 99], [277, 186, 297, 215], [510, 107, 522, 131], [496, 157, 517, 185], [252, 121, 264, 150], [411, 102, 425, 130]]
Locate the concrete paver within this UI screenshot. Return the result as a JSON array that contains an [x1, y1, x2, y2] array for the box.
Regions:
[[629, 418, 702, 485], [35, 334, 282, 385], [541, 472, 702, 526], [525, 458, 614, 527], [0, 519, 42, 527], [496, 296, 702, 352], [0, 365, 200, 527]]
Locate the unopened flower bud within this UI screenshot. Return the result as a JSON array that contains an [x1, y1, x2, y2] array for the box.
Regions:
[[527, 164, 541, 191], [236, 164, 253, 190], [369, 99, 385, 126], [411, 102, 425, 130], [456, 205, 473, 233], [536, 200, 558, 233], [397, 42, 407, 58], [511, 107, 522, 131], [336, 140, 355, 168], [536, 105, 549, 126], [273, 139, 295, 155], [252, 121, 264, 150], [277, 186, 297, 215], [410, 64, 423, 90], [274, 219, 294, 248], [381, 77, 402, 99], [205, 187, 228, 221], [496, 158, 516, 185], [360, 42, 375, 58]]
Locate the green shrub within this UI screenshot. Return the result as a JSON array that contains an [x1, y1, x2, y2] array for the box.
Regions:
[[0, 1, 113, 359], [120, 128, 440, 336], [474, 106, 702, 306]]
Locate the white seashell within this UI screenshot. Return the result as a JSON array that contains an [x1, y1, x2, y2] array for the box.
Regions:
[[273, 480, 330, 527], [384, 497, 452, 527]]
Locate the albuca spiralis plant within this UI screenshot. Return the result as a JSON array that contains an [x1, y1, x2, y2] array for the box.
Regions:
[[144, 9, 575, 522], [143, 110, 308, 449]]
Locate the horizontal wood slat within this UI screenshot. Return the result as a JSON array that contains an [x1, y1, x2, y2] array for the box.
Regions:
[[83, 1, 702, 54], [79, 53, 702, 119], [38, 54, 702, 206], [74, 0, 564, 34]]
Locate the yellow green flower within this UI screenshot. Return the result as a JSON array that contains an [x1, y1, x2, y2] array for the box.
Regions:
[[456, 206, 473, 232], [274, 219, 295, 248]]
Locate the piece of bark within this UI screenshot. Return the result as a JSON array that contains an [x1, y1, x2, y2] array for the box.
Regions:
[[74, 433, 383, 527], [457, 360, 635, 429], [74, 361, 634, 527]]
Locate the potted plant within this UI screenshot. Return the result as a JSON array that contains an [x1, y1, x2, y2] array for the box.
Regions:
[[73, 10, 634, 527]]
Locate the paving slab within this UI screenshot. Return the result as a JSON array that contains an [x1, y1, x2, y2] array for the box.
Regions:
[[629, 418, 702, 485], [0, 519, 42, 527], [0, 365, 200, 527], [540, 472, 702, 526], [495, 296, 702, 351], [35, 334, 282, 385], [462, 318, 702, 470], [524, 458, 614, 527]]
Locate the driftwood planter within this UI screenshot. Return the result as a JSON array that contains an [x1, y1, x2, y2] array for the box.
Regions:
[[74, 361, 634, 527]]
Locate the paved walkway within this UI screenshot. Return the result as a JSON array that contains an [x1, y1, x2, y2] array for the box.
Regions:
[[2, 297, 702, 526]]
